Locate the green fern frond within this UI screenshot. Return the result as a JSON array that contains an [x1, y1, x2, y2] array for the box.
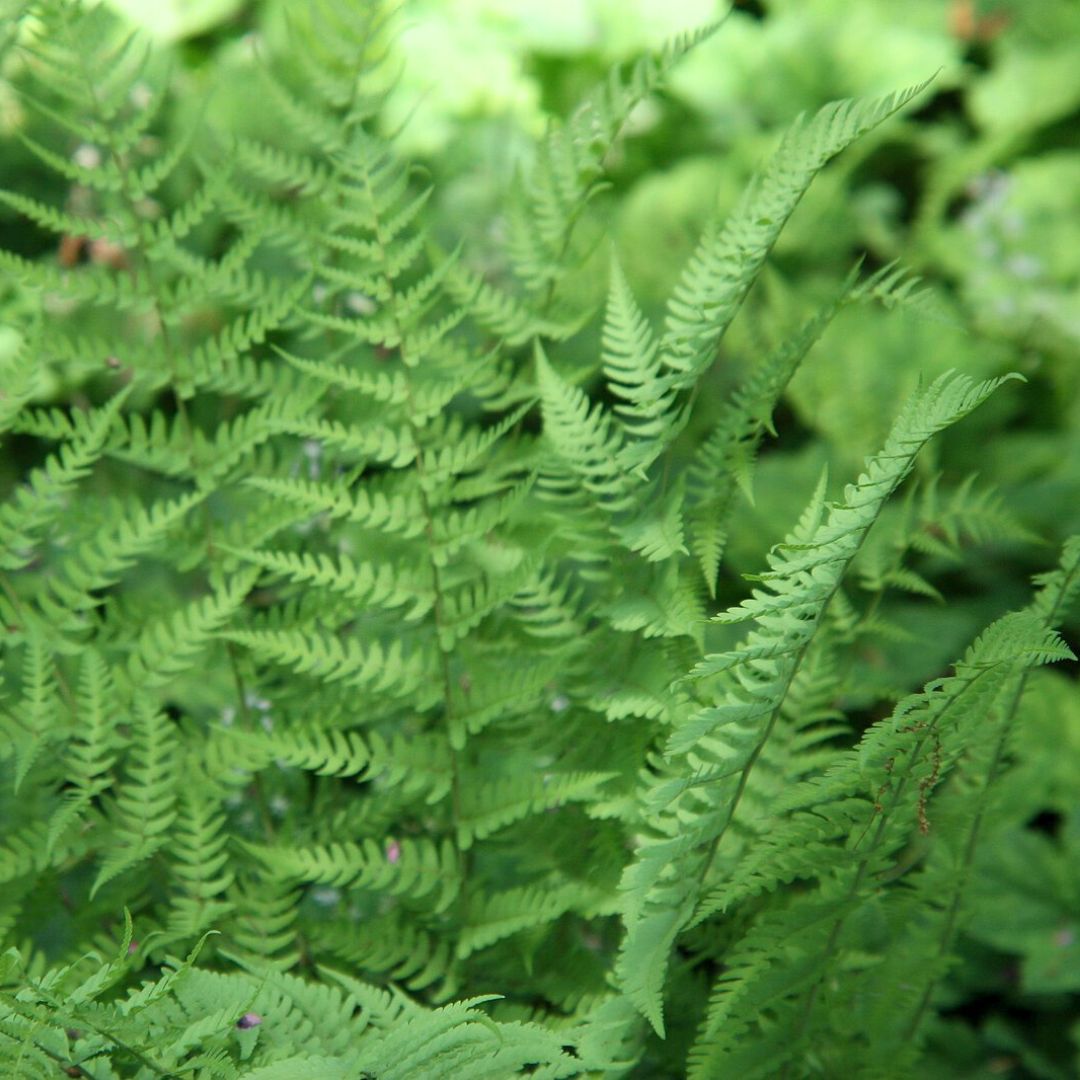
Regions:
[[311, 910, 455, 993], [225, 545, 434, 620], [457, 771, 616, 850], [457, 882, 604, 960], [686, 608, 1073, 1076], [441, 262, 582, 345], [0, 5, 1069, 1075], [124, 568, 258, 691], [215, 724, 453, 802], [91, 699, 179, 898], [662, 80, 932, 386], [615, 371, 1012, 1035], [224, 627, 433, 698], [536, 344, 636, 512], [44, 648, 119, 856], [508, 22, 720, 297], [167, 781, 235, 941], [602, 254, 678, 449], [0, 388, 130, 571], [242, 836, 460, 911], [685, 276, 854, 595], [9, 635, 62, 792]]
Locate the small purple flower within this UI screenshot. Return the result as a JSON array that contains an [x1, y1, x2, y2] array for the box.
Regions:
[[127, 940, 138, 956], [386, 840, 401, 865], [236, 1012, 262, 1030]]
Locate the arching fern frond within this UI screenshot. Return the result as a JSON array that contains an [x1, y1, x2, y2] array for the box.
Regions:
[[661, 80, 932, 387], [616, 371, 1016, 1035]]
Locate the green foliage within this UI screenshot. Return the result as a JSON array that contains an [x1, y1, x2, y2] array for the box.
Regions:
[[0, 1, 1077, 1077]]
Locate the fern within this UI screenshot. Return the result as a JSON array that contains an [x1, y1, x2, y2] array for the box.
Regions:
[[0, 3, 1074, 1077], [616, 371, 1016, 1035]]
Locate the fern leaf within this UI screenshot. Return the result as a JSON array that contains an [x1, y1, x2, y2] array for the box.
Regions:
[[536, 345, 635, 513], [686, 277, 854, 595], [242, 837, 460, 912], [662, 80, 932, 385], [223, 628, 432, 698], [91, 699, 178, 898], [124, 568, 258, 691], [616, 371, 1012, 1034], [602, 254, 677, 447], [508, 23, 720, 295], [457, 771, 616, 850], [0, 388, 130, 570]]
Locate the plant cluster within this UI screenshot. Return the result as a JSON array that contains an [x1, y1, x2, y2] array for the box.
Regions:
[[0, 2, 1077, 1077]]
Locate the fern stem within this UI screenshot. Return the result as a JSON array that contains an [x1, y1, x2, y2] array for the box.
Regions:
[[901, 681, 1019, 1045], [779, 665, 998, 1076], [903, 553, 1080, 1043], [225, 640, 278, 844], [358, 162, 472, 906]]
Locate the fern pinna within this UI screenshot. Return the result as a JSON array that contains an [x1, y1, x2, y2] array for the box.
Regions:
[[0, 2, 1075, 1078]]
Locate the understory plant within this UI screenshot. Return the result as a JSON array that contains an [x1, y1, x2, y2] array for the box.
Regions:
[[0, 2, 1077, 1077]]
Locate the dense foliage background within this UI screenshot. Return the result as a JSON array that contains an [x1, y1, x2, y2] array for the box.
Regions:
[[1, 0, 1078, 1076]]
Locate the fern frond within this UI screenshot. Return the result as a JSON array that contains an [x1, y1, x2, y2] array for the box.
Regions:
[[614, 483, 689, 563], [243, 475, 427, 538], [223, 627, 432, 698], [8, 635, 62, 792], [44, 648, 118, 856], [686, 276, 854, 594], [686, 609, 1073, 1076], [242, 836, 460, 912], [441, 262, 581, 345], [536, 345, 635, 512], [31, 491, 207, 640], [602, 254, 676, 446], [508, 23, 720, 296], [311, 910, 454, 993], [91, 698, 179, 898], [124, 568, 258, 691], [226, 545, 434, 620], [215, 724, 453, 803], [457, 771, 616, 850], [0, 388, 130, 571], [227, 873, 303, 970], [662, 81, 931, 385], [457, 882, 605, 960], [615, 371, 1012, 1035], [167, 780, 235, 941]]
